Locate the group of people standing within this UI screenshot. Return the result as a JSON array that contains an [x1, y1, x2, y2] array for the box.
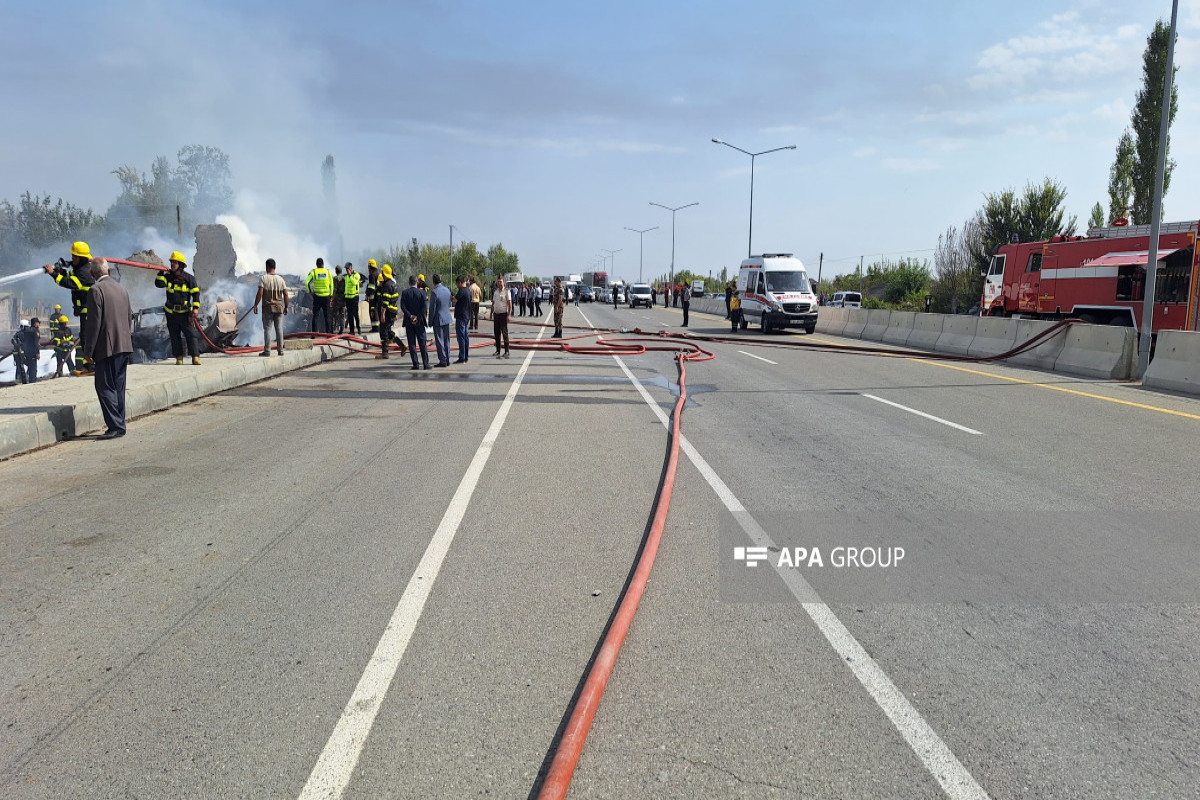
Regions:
[[374, 268, 474, 368]]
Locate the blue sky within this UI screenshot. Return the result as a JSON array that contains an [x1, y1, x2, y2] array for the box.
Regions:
[[3, 0, 1199, 282]]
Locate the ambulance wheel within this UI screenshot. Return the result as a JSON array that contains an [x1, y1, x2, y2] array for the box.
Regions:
[[760, 316, 771, 334], [804, 324, 816, 335]]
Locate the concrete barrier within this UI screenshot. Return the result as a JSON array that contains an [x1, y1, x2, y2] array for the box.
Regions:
[[882, 311, 916, 347], [817, 307, 847, 336], [843, 309, 868, 338], [1006, 319, 1067, 371], [907, 314, 945, 351], [1143, 330, 1200, 395], [1053, 324, 1136, 380], [861, 309, 891, 341], [968, 317, 1019, 359], [935, 316, 979, 355]]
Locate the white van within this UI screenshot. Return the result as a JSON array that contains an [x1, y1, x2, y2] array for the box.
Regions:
[[736, 254, 819, 333], [830, 291, 862, 308]]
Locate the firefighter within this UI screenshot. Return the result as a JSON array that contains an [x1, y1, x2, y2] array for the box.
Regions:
[[306, 258, 334, 334], [344, 262, 362, 336], [377, 263, 400, 358], [154, 251, 202, 365], [53, 315, 76, 376], [10, 320, 29, 384], [43, 241, 95, 374], [365, 259, 380, 332], [21, 318, 43, 383]]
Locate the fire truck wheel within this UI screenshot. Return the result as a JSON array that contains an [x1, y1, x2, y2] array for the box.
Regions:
[[1078, 314, 1097, 325]]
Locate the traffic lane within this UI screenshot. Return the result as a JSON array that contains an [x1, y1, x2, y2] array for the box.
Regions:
[[622, 327, 1200, 794], [0, 356, 527, 797], [338, 345, 686, 797], [569, 447, 946, 798]]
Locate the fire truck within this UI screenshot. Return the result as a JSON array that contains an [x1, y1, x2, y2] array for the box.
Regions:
[[981, 220, 1200, 332]]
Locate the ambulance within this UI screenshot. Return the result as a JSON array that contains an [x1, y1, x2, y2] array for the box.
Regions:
[[736, 253, 819, 333]]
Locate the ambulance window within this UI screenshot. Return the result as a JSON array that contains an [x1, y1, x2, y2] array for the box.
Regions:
[[1025, 253, 1041, 273], [988, 255, 1006, 276], [756, 273, 765, 294]]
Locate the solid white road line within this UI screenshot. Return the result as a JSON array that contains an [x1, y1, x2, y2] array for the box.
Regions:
[[298, 326, 546, 800], [579, 315, 989, 800], [861, 393, 983, 435], [737, 350, 778, 365]]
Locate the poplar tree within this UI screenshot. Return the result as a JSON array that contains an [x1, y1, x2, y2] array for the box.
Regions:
[[1130, 19, 1178, 223], [1106, 130, 1135, 223]]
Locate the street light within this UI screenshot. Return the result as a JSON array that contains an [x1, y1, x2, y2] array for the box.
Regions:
[[649, 201, 698, 285], [712, 138, 796, 257], [601, 248, 622, 281], [623, 227, 657, 283]]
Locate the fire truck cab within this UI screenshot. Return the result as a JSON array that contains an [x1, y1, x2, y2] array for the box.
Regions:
[[737, 254, 819, 334], [981, 220, 1200, 333]]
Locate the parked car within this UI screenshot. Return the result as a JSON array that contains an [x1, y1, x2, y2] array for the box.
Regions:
[[628, 284, 653, 308], [830, 291, 862, 308]]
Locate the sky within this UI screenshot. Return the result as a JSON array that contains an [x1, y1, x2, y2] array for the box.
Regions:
[[3, 0, 1200, 283]]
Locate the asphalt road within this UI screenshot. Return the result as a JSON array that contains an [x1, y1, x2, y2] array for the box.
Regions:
[[2, 300, 1198, 799]]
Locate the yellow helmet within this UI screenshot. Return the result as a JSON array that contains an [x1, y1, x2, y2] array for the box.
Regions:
[[381, 264, 393, 279], [367, 258, 377, 268], [54, 304, 62, 312], [70, 241, 91, 259], [59, 315, 69, 324], [169, 251, 187, 266], [418, 273, 425, 283]]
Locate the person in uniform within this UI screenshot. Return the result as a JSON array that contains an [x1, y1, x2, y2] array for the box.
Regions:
[[154, 251, 202, 365], [377, 264, 401, 358], [10, 320, 29, 384], [306, 258, 334, 334], [552, 277, 565, 338], [343, 263, 362, 336], [43, 241, 95, 373], [20, 318, 42, 382], [365, 259, 380, 332], [53, 316, 76, 376]]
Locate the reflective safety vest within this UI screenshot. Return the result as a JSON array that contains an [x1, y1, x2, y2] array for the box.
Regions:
[[154, 270, 201, 314], [378, 278, 399, 313], [307, 267, 333, 297], [344, 272, 361, 298], [53, 329, 75, 355], [51, 265, 94, 318]]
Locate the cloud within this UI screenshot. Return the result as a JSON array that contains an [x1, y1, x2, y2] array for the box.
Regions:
[[882, 157, 941, 174]]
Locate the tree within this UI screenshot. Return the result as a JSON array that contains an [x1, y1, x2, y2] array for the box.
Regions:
[[0, 192, 105, 270], [973, 178, 1076, 276], [883, 258, 931, 305], [107, 145, 234, 235], [930, 217, 981, 313], [1089, 203, 1106, 230], [1107, 130, 1135, 223], [1130, 19, 1178, 223]]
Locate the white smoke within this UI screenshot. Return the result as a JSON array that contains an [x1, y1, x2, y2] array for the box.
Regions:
[[218, 190, 328, 277], [137, 226, 194, 265]]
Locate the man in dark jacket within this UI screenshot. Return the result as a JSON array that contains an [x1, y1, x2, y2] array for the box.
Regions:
[[20, 318, 42, 383], [83, 259, 133, 439], [453, 276, 472, 363], [401, 275, 430, 370]]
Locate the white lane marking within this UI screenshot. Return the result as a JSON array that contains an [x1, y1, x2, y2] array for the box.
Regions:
[[737, 350, 777, 365], [298, 325, 547, 800], [586, 330, 989, 800], [861, 393, 983, 436]]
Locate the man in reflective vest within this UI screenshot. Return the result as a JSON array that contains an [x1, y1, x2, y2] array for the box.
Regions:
[[307, 258, 334, 334], [154, 251, 202, 365], [43, 241, 95, 374], [344, 262, 362, 336]]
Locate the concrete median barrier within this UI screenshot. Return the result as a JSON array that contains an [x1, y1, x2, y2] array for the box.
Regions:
[[968, 317, 1019, 359], [861, 309, 891, 341], [843, 309, 868, 338], [817, 307, 847, 335], [935, 315, 979, 355], [1006, 319, 1067, 371], [882, 311, 915, 347], [907, 314, 944, 351], [1053, 324, 1136, 380], [1143, 330, 1200, 395]]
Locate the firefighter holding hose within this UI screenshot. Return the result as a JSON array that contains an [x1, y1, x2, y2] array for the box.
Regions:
[[155, 251, 202, 365], [43, 242, 95, 374]]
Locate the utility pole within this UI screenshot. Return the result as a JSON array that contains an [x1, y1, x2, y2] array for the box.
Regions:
[[1138, 0, 1180, 377], [624, 227, 657, 283]]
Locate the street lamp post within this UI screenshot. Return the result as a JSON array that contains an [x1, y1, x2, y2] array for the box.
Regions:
[[649, 202, 698, 287], [623, 227, 657, 283], [712, 138, 796, 258], [601, 249, 622, 283]]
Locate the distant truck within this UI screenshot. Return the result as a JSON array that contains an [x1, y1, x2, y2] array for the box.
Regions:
[[691, 279, 705, 297], [582, 271, 608, 291]]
